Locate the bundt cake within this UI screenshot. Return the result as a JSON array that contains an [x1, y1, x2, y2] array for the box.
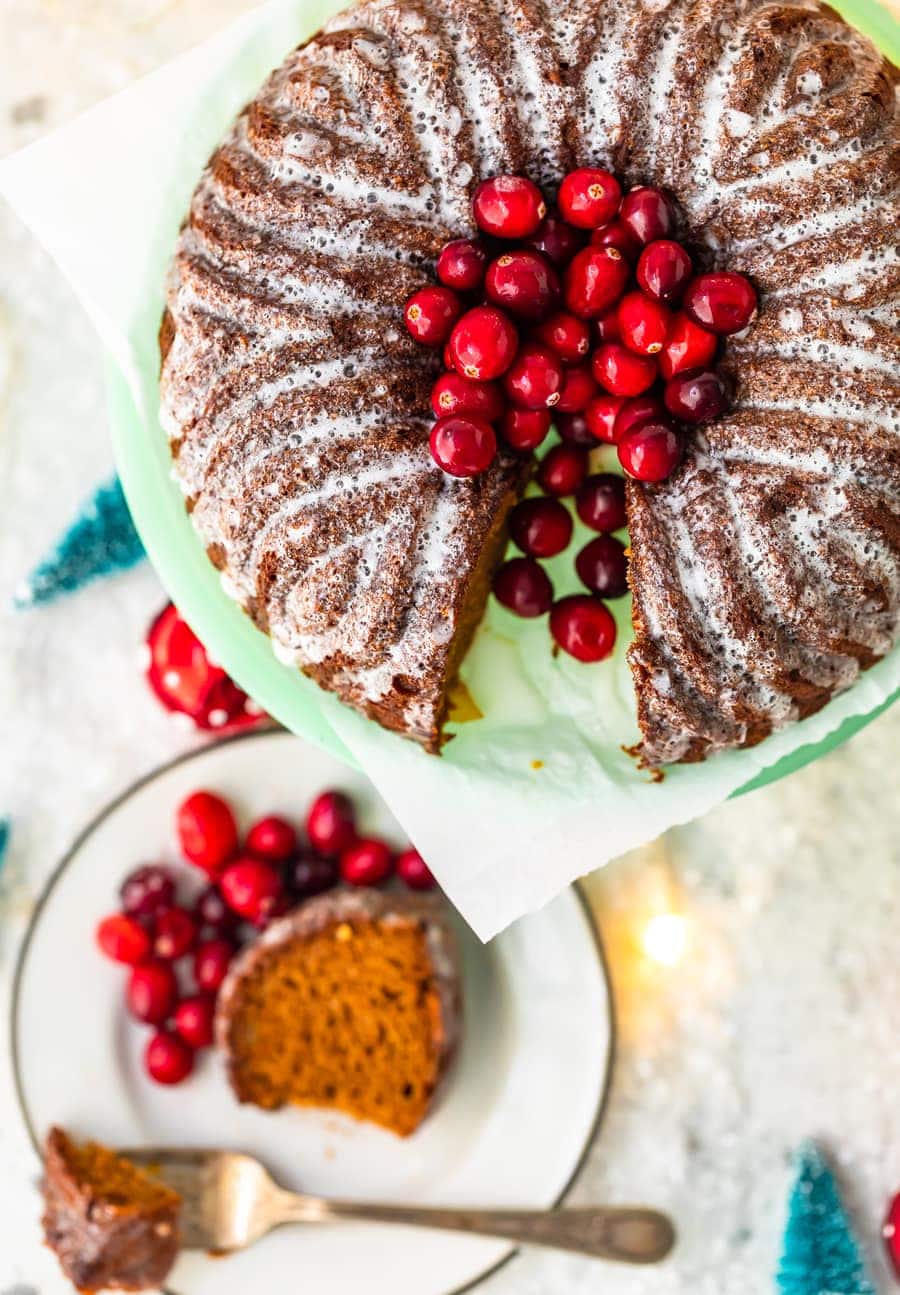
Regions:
[[41, 1127, 181, 1292], [160, 0, 900, 767], [215, 888, 461, 1136]]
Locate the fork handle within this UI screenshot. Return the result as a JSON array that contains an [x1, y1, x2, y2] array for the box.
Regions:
[[272, 1196, 675, 1264]]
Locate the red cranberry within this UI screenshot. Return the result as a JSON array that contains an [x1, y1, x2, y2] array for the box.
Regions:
[[473, 175, 547, 239], [618, 421, 682, 482], [533, 310, 591, 363], [396, 848, 437, 891], [636, 240, 693, 303], [550, 595, 617, 662], [431, 372, 505, 422], [127, 960, 178, 1025], [499, 407, 551, 452], [145, 1030, 194, 1086], [576, 535, 629, 598], [617, 291, 671, 356], [591, 220, 642, 261], [448, 305, 518, 380], [340, 838, 394, 886], [683, 271, 757, 334], [194, 885, 238, 937], [485, 250, 560, 322], [174, 995, 216, 1050], [558, 167, 621, 229], [614, 394, 666, 440], [245, 815, 297, 863], [219, 857, 283, 922], [883, 1191, 900, 1279], [504, 343, 564, 410], [509, 497, 574, 558], [250, 893, 291, 931], [592, 343, 658, 397], [664, 368, 728, 423], [287, 853, 338, 898], [176, 791, 238, 877], [564, 247, 630, 319], [575, 473, 628, 533], [153, 906, 199, 961], [96, 914, 151, 966], [306, 790, 356, 856], [430, 415, 497, 477], [584, 395, 625, 444], [403, 285, 463, 347], [119, 865, 175, 919], [493, 557, 554, 617], [525, 214, 586, 266], [436, 238, 488, 292], [660, 313, 718, 380], [557, 412, 598, 446], [193, 938, 235, 993], [619, 186, 677, 244], [556, 364, 598, 413], [593, 306, 621, 344], [537, 443, 589, 497]]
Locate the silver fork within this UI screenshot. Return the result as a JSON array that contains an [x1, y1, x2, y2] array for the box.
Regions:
[[124, 1148, 675, 1265]]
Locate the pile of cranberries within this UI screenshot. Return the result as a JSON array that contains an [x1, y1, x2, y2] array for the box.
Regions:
[[403, 170, 757, 663], [95, 787, 435, 1086]]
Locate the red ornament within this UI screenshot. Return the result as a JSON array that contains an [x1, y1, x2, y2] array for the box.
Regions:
[[883, 1191, 900, 1279]]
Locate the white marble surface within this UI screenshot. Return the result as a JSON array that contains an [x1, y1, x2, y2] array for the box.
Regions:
[[0, 4, 899, 1293]]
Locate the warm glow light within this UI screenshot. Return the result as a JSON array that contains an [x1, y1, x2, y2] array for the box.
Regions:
[[641, 913, 687, 966]]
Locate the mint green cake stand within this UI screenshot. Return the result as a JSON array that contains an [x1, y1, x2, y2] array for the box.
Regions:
[[109, 0, 900, 793]]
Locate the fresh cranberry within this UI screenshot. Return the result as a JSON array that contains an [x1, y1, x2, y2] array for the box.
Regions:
[[176, 791, 239, 877], [509, 497, 573, 558], [448, 305, 519, 380], [193, 939, 235, 993], [614, 394, 666, 440], [194, 885, 238, 937], [485, 250, 560, 321], [403, 285, 463, 347], [564, 247, 630, 319], [619, 186, 677, 244], [153, 906, 199, 961], [659, 313, 718, 378], [617, 291, 671, 356], [683, 271, 757, 334], [499, 407, 552, 452], [443, 341, 454, 370], [504, 343, 564, 410], [591, 220, 642, 261], [219, 858, 283, 923], [525, 214, 586, 266], [575, 473, 628, 532], [636, 240, 693, 303], [576, 535, 629, 598], [556, 364, 598, 413], [592, 343, 658, 397], [430, 372, 505, 422], [340, 838, 394, 886], [558, 167, 621, 229], [473, 175, 547, 239], [618, 421, 682, 482], [245, 815, 298, 863], [584, 395, 625, 443], [145, 1030, 194, 1086], [306, 790, 356, 856], [533, 310, 591, 362], [436, 238, 488, 292], [430, 415, 497, 477], [173, 995, 216, 1050], [883, 1191, 900, 1279], [557, 412, 598, 446], [287, 853, 338, 899], [550, 595, 618, 662], [119, 865, 175, 919], [396, 848, 437, 891], [96, 914, 151, 966], [250, 892, 291, 931], [664, 368, 728, 423], [127, 960, 178, 1024], [537, 443, 589, 496], [493, 557, 554, 617], [593, 306, 621, 343]]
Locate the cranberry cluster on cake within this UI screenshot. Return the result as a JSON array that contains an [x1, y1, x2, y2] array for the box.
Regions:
[[160, 0, 900, 767]]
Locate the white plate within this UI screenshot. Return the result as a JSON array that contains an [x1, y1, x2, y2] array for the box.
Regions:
[[12, 730, 613, 1295]]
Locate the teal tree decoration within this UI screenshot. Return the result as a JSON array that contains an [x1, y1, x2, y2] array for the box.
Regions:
[[0, 819, 9, 874], [777, 1142, 876, 1295]]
